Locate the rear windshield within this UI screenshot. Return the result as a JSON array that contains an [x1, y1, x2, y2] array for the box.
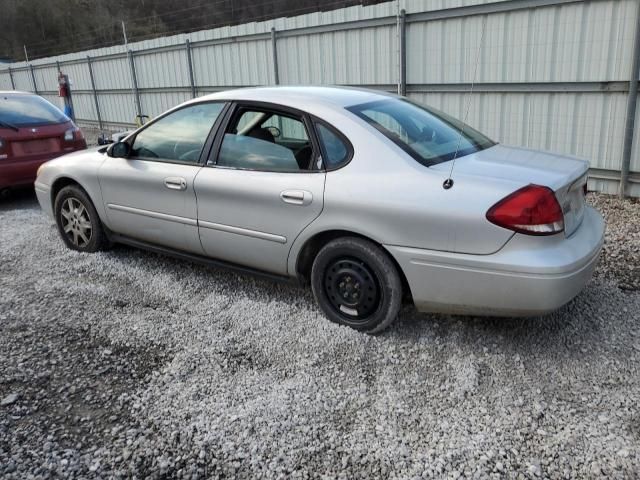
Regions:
[[347, 98, 495, 167], [0, 94, 69, 127]]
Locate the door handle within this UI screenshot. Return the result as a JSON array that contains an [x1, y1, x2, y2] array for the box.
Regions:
[[280, 190, 312, 206], [164, 177, 187, 191]]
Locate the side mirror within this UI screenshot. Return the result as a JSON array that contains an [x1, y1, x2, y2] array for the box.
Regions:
[[108, 141, 131, 158]]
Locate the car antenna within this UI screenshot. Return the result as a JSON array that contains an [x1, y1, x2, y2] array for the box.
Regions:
[[443, 15, 487, 190]]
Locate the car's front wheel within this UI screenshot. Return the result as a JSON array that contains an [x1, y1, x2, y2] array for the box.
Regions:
[[311, 237, 403, 334], [54, 185, 107, 253]]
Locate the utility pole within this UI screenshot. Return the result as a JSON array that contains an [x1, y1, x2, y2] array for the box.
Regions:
[[23, 45, 29, 63], [620, 3, 640, 197], [122, 21, 128, 49]]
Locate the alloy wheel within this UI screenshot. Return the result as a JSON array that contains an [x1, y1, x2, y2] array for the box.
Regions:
[[60, 197, 93, 248]]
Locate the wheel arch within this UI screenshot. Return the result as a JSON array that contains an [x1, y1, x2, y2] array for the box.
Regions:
[[50, 176, 109, 228], [50, 176, 83, 207], [293, 229, 413, 302]]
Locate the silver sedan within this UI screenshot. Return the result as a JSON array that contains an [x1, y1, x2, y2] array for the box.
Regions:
[[35, 87, 605, 333]]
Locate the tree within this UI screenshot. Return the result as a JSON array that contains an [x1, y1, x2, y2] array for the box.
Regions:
[[0, 0, 384, 61]]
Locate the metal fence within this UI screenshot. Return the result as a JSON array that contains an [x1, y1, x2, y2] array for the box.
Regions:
[[1, 0, 639, 196]]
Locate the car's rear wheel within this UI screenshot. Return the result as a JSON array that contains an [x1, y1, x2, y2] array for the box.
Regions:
[[311, 237, 402, 333], [54, 185, 107, 253]]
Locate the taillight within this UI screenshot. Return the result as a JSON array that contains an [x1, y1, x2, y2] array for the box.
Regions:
[[64, 126, 84, 142], [486, 184, 564, 236]]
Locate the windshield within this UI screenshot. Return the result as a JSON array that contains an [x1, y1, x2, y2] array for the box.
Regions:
[[347, 98, 495, 166], [0, 94, 69, 127]]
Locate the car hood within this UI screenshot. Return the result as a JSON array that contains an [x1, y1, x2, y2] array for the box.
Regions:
[[431, 144, 589, 191]]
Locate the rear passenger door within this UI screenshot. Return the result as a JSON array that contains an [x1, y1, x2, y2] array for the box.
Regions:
[[194, 102, 325, 275]]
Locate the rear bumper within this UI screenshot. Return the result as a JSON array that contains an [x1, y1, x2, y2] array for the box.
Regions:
[[386, 206, 605, 317]]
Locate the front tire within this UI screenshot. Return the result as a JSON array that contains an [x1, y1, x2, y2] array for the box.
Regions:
[[54, 185, 107, 253], [311, 237, 402, 334]]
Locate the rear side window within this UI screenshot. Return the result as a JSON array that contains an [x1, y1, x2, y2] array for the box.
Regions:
[[0, 94, 69, 126], [218, 134, 300, 171], [315, 123, 350, 169], [215, 108, 313, 171]]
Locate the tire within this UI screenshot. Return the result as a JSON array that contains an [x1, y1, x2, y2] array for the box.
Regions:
[[54, 185, 108, 253], [311, 237, 402, 334]]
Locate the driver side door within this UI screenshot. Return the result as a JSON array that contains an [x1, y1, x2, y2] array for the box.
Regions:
[[98, 101, 227, 254]]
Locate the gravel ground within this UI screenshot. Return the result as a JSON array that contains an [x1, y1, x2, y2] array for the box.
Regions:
[[1, 189, 639, 479], [589, 194, 640, 291]]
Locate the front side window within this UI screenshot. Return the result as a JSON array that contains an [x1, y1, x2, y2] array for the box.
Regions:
[[216, 108, 314, 171], [348, 98, 495, 167], [131, 102, 225, 163], [0, 93, 69, 126]]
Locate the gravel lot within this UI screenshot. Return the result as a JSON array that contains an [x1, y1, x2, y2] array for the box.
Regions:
[[1, 189, 639, 479]]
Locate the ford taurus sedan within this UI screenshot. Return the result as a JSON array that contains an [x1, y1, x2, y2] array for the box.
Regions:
[[35, 86, 605, 333], [1, 91, 86, 193]]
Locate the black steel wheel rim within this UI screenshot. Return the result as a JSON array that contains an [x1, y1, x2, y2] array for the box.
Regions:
[[323, 257, 381, 322]]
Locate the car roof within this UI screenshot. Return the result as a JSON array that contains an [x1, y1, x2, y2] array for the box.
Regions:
[[0, 90, 33, 96], [197, 86, 396, 109]]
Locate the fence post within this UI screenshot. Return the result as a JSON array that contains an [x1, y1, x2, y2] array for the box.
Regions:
[[8, 67, 15, 90], [185, 39, 196, 99], [620, 4, 640, 198], [87, 56, 103, 130], [399, 9, 407, 96], [271, 27, 280, 85], [29, 64, 38, 94], [127, 49, 142, 119]]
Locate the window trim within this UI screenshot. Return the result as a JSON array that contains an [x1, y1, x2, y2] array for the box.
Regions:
[[206, 101, 324, 174], [125, 100, 230, 166], [311, 116, 354, 172]]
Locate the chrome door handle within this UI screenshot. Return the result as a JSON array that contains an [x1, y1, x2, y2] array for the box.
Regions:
[[280, 190, 312, 206], [164, 177, 187, 191]]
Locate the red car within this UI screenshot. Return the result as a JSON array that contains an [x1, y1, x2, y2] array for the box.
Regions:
[[0, 91, 86, 193]]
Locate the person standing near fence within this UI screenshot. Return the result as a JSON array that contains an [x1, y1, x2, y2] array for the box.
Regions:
[[57, 69, 75, 121]]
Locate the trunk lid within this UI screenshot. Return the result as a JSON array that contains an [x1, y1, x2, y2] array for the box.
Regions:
[[432, 144, 589, 236], [0, 122, 70, 160]]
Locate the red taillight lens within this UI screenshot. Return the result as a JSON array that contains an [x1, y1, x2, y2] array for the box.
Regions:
[[486, 184, 564, 235]]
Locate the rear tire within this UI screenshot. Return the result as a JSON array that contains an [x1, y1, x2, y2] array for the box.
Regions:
[[311, 237, 402, 334], [54, 185, 108, 253]]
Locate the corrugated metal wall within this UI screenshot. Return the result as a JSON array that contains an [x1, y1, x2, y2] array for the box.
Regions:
[[1, 0, 639, 195]]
